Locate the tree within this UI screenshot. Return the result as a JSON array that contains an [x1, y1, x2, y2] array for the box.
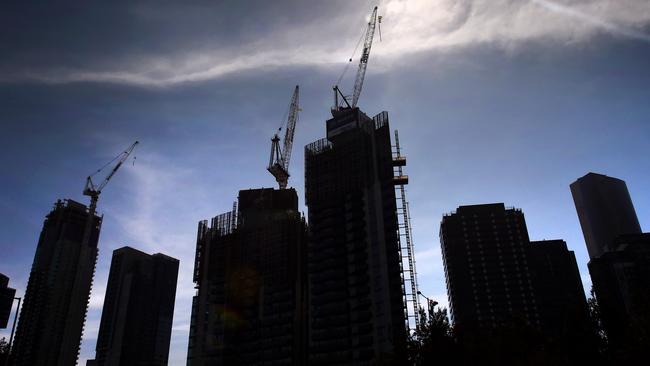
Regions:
[[0, 337, 8, 364], [587, 287, 608, 350], [407, 300, 457, 365]]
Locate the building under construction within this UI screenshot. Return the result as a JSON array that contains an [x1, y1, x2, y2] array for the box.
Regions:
[[304, 108, 409, 364], [11, 199, 101, 366], [187, 188, 308, 365]]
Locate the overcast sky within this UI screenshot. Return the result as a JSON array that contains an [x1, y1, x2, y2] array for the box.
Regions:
[[1, 1, 649, 365]]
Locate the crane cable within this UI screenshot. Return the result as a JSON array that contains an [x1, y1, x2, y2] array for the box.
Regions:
[[88, 148, 136, 178], [335, 24, 367, 88], [276, 91, 293, 134]]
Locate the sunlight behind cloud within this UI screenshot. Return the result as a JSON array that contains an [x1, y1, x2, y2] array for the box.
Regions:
[[2, 1, 649, 86]]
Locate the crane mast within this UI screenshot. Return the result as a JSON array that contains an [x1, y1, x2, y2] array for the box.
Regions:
[[268, 86, 300, 189]]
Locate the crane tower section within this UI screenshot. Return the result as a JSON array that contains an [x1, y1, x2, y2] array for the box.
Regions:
[[268, 85, 300, 189]]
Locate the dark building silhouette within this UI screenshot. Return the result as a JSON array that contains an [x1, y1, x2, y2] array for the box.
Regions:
[[588, 233, 650, 342], [87, 247, 179, 366], [187, 188, 308, 366], [570, 173, 649, 344], [11, 199, 101, 366], [440, 203, 540, 333], [528, 240, 589, 339], [0, 273, 16, 329], [304, 109, 406, 364], [570, 172, 641, 259]]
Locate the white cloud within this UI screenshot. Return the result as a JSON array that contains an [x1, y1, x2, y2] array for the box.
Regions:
[[4, 0, 649, 86]]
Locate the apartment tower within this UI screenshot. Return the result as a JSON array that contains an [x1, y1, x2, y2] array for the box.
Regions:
[[440, 204, 540, 333], [87, 247, 179, 366], [304, 108, 406, 365], [11, 199, 101, 366], [187, 188, 308, 365]]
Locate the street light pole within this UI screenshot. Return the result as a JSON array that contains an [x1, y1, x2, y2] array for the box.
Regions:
[[416, 291, 437, 310], [4, 297, 21, 366]]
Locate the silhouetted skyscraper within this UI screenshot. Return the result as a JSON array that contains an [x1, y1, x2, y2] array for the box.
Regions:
[[440, 204, 540, 334], [12, 199, 101, 366], [304, 109, 406, 364], [588, 233, 650, 343], [570, 172, 641, 259], [187, 188, 308, 366], [528, 240, 589, 339], [87, 247, 179, 366], [0, 273, 16, 329], [570, 173, 649, 344]]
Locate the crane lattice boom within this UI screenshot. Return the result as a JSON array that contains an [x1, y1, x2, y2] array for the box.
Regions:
[[268, 86, 300, 189], [352, 6, 378, 108], [83, 141, 138, 215]]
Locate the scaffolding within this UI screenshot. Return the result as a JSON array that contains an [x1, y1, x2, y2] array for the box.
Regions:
[[392, 130, 420, 333]]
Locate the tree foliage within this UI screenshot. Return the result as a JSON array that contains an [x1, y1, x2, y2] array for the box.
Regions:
[[407, 301, 457, 365]]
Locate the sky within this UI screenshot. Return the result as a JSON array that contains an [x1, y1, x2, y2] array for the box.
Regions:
[[1, 0, 649, 364]]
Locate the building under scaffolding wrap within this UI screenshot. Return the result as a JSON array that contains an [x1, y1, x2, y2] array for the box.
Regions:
[[304, 108, 413, 365], [187, 188, 308, 366]]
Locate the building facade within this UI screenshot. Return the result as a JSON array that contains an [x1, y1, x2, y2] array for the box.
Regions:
[[570, 172, 641, 259], [528, 240, 589, 339], [440, 203, 540, 334], [87, 247, 179, 366], [588, 233, 650, 342], [571, 173, 649, 343], [304, 108, 406, 365], [187, 188, 308, 365], [11, 199, 101, 366], [0, 274, 16, 329]]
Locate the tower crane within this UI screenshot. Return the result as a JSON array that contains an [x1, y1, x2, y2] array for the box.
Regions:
[[268, 86, 299, 189], [333, 6, 380, 112], [81, 140, 139, 245], [64, 140, 138, 357]]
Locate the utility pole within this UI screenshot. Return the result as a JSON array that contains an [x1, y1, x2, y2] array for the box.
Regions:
[[4, 296, 21, 366]]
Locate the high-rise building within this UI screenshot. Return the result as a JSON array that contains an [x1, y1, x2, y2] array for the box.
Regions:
[[440, 203, 540, 334], [0, 273, 16, 329], [528, 240, 589, 339], [570, 173, 649, 343], [87, 247, 179, 366], [570, 172, 642, 259], [304, 108, 406, 365], [588, 233, 650, 342], [187, 188, 308, 365], [12, 199, 101, 366]]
